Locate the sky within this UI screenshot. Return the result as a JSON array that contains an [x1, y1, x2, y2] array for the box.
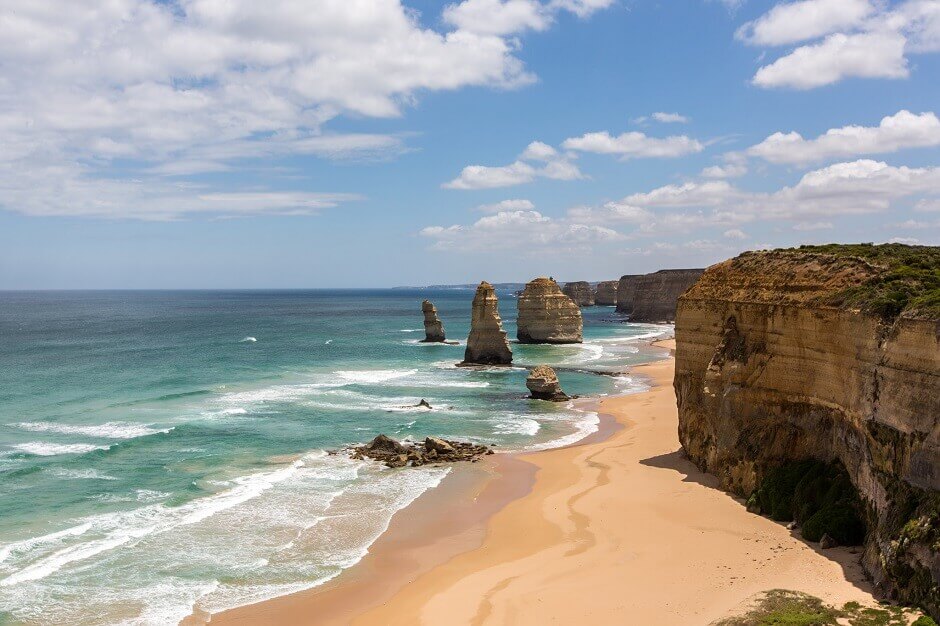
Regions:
[[0, 0, 938, 289]]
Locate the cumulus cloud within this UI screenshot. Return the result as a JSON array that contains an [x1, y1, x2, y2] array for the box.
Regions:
[[562, 131, 704, 159], [736, 0, 877, 46], [724, 228, 749, 239], [475, 199, 536, 212], [748, 110, 940, 164], [701, 163, 749, 178], [443, 141, 583, 189], [0, 0, 612, 219]]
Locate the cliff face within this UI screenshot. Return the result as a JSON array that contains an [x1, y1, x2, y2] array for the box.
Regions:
[[595, 281, 619, 306], [674, 249, 940, 615], [615, 275, 641, 314], [630, 269, 704, 322], [517, 278, 583, 344], [562, 281, 595, 306], [461, 282, 513, 365], [421, 300, 446, 342]]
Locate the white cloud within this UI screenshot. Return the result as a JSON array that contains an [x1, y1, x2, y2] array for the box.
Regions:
[[443, 0, 551, 35], [622, 180, 743, 207], [752, 30, 909, 89], [748, 110, 940, 164], [443, 141, 583, 189], [562, 131, 704, 158], [475, 199, 536, 212], [793, 221, 834, 230], [736, 0, 876, 46], [724, 228, 748, 239], [652, 112, 690, 123], [701, 163, 749, 178], [0, 0, 613, 219], [915, 198, 940, 212]]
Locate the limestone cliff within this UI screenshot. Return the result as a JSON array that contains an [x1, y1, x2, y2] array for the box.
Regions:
[[615, 274, 641, 314], [630, 269, 703, 322], [420, 300, 446, 342], [517, 278, 583, 344], [674, 245, 940, 616], [595, 281, 619, 306], [461, 282, 513, 365], [562, 281, 595, 306]]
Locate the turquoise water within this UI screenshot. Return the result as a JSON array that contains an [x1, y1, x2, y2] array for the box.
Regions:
[[0, 290, 669, 625]]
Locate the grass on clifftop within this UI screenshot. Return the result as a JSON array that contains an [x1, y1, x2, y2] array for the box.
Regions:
[[777, 243, 940, 319], [714, 590, 935, 626]]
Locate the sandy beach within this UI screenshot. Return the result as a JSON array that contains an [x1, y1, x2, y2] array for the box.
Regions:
[[202, 341, 881, 625]]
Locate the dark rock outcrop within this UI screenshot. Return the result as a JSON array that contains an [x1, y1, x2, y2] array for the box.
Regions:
[[421, 300, 446, 342], [517, 278, 583, 344], [351, 434, 493, 468], [674, 247, 940, 617], [562, 281, 595, 306], [526, 365, 570, 401], [461, 281, 513, 365], [630, 269, 703, 322], [615, 274, 641, 314], [594, 281, 619, 306]]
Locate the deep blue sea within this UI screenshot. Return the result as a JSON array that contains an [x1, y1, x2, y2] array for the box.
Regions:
[[0, 290, 669, 625]]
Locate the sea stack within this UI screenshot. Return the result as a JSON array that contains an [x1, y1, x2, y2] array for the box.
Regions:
[[420, 300, 446, 342], [526, 365, 570, 402], [517, 278, 583, 344], [594, 281, 619, 306], [629, 269, 704, 322], [615, 274, 641, 314], [562, 281, 595, 306], [460, 282, 513, 365]]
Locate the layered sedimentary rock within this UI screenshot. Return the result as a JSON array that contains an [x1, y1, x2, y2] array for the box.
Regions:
[[594, 281, 619, 306], [629, 269, 703, 322], [421, 300, 446, 342], [461, 282, 513, 365], [526, 365, 570, 401], [517, 278, 583, 344], [351, 434, 493, 468], [674, 247, 940, 616], [562, 281, 595, 306], [615, 274, 641, 314]]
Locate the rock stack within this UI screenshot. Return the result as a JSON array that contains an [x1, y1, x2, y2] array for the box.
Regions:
[[562, 281, 595, 306], [420, 300, 446, 342], [526, 365, 570, 401], [630, 269, 704, 322], [594, 281, 619, 306], [461, 281, 513, 365], [615, 274, 641, 314], [517, 278, 583, 344]]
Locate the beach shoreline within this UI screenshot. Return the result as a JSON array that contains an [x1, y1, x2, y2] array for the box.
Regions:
[[194, 339, 882, 625]]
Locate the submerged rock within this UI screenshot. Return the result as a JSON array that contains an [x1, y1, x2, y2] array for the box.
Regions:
[[350, 434, 493, 468], [562, 281, 595, 306], [526, 365, 570, 402], [421, 300, 446, 343], [461, 281, 513, 365], [517, 278, 583, 344], [594, 281, 619, 306]]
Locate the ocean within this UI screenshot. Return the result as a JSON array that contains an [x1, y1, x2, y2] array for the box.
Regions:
[[0, 290, 669, 625]]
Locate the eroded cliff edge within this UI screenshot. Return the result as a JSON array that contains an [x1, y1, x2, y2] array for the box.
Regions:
[[674, 245, 940, 616]]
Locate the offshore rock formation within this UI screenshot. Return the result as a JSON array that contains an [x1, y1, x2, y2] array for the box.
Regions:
[[526, 365, 570, 402], [420, 300, 446, 342], [562, 281, 595, 306], [629, 269, 704, 322], [615, 274, 641, 314], [461, 281, 513, 365], [351, 434, 493, 468], [674, 246, 940, 616], [517, 278, 583, 344], [595, 281, 619, 306]]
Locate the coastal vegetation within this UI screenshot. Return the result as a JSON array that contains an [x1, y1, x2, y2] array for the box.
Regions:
[[715, 590, 936, 626]]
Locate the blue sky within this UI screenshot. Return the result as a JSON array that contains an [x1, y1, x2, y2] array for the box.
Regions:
[[0, 0, 938, 288]]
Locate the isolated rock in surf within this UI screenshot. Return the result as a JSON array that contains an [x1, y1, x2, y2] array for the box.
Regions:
[[421, 300, 446, 342], [594, 281, 619, 306], [562, 281, 595, 306], [517, 278, 583, 344], [461, 281, 513, 365], [526, 365, 570, 402]]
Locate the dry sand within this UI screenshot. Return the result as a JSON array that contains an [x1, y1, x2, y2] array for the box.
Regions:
[[203, 342, 880, 625]]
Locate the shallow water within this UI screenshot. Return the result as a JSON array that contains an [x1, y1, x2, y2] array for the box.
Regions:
[[0, 289, 669, 625]]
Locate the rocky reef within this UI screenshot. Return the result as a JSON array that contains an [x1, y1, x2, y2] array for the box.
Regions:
[[526, 365, 570, 401], [461, 281, 513, 365], [674, 244, 940, 616], [350, 434, 493, 468], [421, 300, 446, 342], [615, 274, 641, 314], [594, 280, 619, 306], [517, 277, 583, 344], [562, 281, 595, 306], [629, 269, 703, 322]]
